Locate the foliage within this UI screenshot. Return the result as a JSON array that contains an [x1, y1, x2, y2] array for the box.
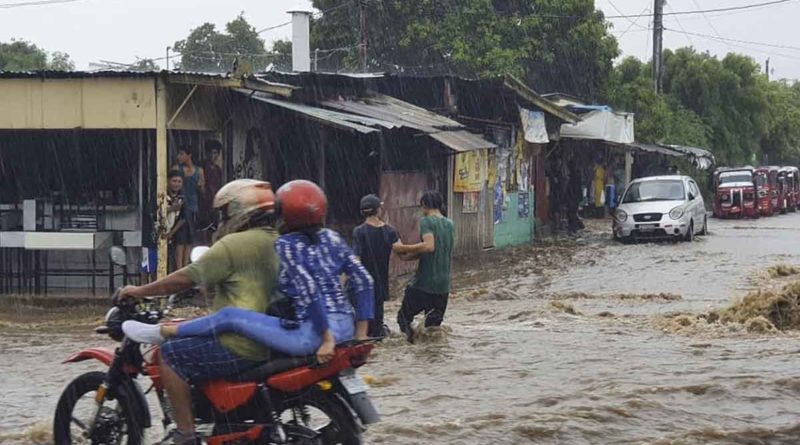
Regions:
[[129, 58, 160, 72], [606, 50, 800, 168], [173, 14, 268, 73], [310, 0, 618, 100], [0, 39, 74, 71]]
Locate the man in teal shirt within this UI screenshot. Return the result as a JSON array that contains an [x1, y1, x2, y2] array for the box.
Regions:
[[394, 190, 454, 343]]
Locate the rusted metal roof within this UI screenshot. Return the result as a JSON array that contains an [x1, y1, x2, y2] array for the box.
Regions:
[[321, 94, 464, 132], [237, 89, 391, 134], [321, 93, 495, 151]]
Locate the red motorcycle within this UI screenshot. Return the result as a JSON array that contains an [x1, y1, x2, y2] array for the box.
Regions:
[[53, 294, 379, 444]]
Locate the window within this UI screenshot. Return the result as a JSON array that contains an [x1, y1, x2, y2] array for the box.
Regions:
[[623, 180, 686, 203]]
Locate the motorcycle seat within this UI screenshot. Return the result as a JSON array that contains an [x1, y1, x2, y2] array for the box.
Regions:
[[229, 355, 316, 382]]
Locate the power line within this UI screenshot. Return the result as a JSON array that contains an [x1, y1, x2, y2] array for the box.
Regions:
[[615, 6, 651, 39], [664, 27, 800, 62], [256, 0, 357, 34], [0, 0, 81, 8], [602, 0, 795, 19], [663, 28, 800, 52], [665, 2, 694, 47], [690, 0, 734, 53]]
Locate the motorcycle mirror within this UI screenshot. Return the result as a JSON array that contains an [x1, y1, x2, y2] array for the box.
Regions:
[[190, 246, 210, 263], [109, 246, 127, 267]]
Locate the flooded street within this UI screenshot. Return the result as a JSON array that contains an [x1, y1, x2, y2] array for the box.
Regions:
[[4, 215, 800, 444]]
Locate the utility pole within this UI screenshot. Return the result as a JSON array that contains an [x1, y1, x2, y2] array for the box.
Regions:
[[766, 58, 770, 81], [652, 0, 664, 93], [359, 0, 368, 72], [166, 46, 171, 71]]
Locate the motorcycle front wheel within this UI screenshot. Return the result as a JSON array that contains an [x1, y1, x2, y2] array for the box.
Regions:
[[53, 371, 144, 445]]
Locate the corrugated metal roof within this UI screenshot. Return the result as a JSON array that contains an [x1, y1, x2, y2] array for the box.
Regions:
[[0, 70, 232, 80], [321, 94, 464, 132], [237, 89, 388, 134], [625, 142, 715, 170], [321, 93, 495, 151], [429, 130, 496, 152]]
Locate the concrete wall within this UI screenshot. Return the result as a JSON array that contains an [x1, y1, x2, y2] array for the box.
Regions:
[[0, 78, 157, 129], [493, 190, 534, 248]]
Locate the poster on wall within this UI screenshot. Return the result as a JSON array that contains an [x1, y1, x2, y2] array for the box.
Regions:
[[518, 191, 530, 219], [493, 179, 504, 224], [234, 128, 264, 180], [462, 192, 479, 213], [454, 149, 487, 192]]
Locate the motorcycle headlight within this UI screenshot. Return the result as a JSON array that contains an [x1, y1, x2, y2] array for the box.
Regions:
[[669, 206, 685, 220], [615, 209, 628, 222]]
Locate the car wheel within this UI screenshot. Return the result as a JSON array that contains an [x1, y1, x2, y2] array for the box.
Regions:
[[684, 221, 694, 242], [698, 216, 708, 236]]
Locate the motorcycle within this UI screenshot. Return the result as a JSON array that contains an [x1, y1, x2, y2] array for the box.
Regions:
[[53, 248, 380, 445]]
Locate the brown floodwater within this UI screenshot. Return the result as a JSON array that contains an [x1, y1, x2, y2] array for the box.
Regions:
[[3, 216, 800, 444]]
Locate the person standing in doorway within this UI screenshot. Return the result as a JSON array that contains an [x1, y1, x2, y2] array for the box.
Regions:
[[352, 194, 403, 338], [200, 140, 224, 242], [173, 146, 206, 236], [173, 146, 205, 254], [159, 170, 189, 270], [393, 190, 454, 343]]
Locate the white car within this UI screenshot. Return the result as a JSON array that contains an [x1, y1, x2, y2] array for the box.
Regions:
[[613, 175, 708, 243]]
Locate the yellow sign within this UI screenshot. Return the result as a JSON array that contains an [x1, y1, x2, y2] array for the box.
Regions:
[[454, 149, 487, 192]]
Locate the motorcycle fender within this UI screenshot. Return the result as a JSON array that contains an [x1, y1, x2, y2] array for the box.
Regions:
[[337, 388, 381, 425], [119, 379, 152, 429], [63, 347, 115, 366]]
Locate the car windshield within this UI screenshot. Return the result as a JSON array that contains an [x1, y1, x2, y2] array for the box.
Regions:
[[719, 172, 752, 184], [623, 180, 685, 203]]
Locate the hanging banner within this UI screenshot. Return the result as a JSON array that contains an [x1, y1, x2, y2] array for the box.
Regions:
[[518, 107, 550, 144], [454, 149, 487, 193]]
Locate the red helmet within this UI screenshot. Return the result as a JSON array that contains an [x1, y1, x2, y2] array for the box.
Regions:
[[275, 180, 328, 230]]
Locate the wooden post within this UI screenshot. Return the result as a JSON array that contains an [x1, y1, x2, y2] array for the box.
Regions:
[[624, 149, 633, 188], [155, 76, 169, 279]]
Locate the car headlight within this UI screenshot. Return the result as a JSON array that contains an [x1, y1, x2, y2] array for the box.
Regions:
[[669, 206, 685, 220], [615, 209, 628, 222]]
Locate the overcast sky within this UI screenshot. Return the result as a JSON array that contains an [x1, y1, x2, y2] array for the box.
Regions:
[[1, 0, 799, 80]]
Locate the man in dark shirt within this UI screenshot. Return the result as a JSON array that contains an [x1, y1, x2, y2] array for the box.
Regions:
[[352, 194, 402, 337]]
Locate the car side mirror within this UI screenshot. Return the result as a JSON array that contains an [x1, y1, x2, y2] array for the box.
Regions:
[[190, 246, 210, 263]]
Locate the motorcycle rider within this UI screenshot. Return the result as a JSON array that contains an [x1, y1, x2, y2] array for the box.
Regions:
[[117, 178, 280, 445], [125, 180, 375, 357]]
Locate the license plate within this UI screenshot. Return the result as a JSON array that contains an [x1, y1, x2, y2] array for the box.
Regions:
[[638, 224, 657, 232], [339, 371, 369, 395]]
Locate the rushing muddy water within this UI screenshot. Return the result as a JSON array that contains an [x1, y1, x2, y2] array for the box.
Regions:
[[4, 216, 800, 444]]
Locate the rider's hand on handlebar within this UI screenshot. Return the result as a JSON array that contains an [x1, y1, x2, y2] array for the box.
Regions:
[[113, 285, 141, 303], [316, 334, 336, 364]]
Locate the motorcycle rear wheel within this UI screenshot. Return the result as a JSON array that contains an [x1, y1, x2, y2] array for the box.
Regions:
[[282, 387, 362, 445], [53, 371, 144, 445]]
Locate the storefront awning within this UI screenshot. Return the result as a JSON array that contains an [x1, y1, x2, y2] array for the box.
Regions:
[[560, 109, 635, 144], [625, 142, 715, 170]]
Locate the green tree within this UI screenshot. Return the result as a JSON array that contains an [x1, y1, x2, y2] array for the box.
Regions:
[[173, 14, 268, 73], [310, 0, 618, 100], [0, 39, 74, 71], [130, 58, 160, 72]]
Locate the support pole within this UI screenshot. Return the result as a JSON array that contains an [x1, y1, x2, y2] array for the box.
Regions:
[[359, 0, 368, 72], [155, 76, 169, 279], [652, 0, 664, 94], [624, 149, 633, 188]]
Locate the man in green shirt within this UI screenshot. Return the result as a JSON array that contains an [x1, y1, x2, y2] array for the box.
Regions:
[[118, 179, 278, 445], [394, 190, 455, 343]]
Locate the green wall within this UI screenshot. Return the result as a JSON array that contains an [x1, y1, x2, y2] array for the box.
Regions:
[[493, 191, 533, 248]]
